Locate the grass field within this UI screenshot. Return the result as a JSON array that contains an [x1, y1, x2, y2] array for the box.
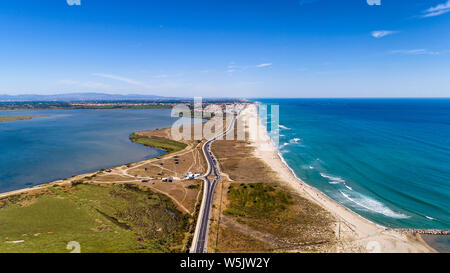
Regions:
[[129, 133, 187, 154], [73, 105, 172, 110], [224, 183, 293, 218], [0, 183, 190, 253], [0, 115, 46, 122], [214, 182, 336, 252]]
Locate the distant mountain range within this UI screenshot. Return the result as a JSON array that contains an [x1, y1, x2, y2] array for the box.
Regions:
[[0, 93, 173, 102]]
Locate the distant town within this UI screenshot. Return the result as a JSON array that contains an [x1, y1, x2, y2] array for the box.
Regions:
[[0, 93, 247, 111]]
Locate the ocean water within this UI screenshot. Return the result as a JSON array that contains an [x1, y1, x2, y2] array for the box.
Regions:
[[256, 99, 450, 230], [422, 235, 450, 253], [0, 109, 180, 193]]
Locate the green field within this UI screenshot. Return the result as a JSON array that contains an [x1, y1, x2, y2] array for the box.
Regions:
[[224, 183, 293, 218], [73, 105, 172, 110], [0, 183, 190, 253], [218, 182, 336, 252], [129, 133, 187, 154], [0, 102, 174, 111], [0, 115, 46, 122]]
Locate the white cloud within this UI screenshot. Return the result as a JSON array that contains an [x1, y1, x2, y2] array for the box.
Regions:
[[226, 63, 243, 73], [256, 63, 272, 68], [422, 1, 450, 18], [225, 62, 272, 73], [66, 0, 81, 6], [390, 49, 440, 55], [371, 30, 397, 38], [93, 73, 152, 89]]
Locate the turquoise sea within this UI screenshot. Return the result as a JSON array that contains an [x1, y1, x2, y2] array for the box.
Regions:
[[0, 109, 177, 193], [256, 99, 450, 230]]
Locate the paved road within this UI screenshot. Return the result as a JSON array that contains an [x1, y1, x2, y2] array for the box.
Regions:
[[192, 115, 237, 253]]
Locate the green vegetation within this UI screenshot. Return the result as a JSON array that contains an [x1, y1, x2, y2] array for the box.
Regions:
[[0, 102, 173, 111], [129, 133, 187, 154], [72, 105, 172, 110], [0, 102, 72, 110], [0, 183, 190, 253], [0, 115, 47, 122], [224, 183, 293, 218], [219, 182, 336, 252]]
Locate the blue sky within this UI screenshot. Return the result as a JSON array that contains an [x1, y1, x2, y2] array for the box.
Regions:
[[0, 0, 449, 98]]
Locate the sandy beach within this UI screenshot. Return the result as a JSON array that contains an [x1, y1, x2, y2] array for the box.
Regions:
[[241, 104, 435, 253]]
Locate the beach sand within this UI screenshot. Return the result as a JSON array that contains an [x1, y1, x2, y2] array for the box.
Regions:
[[241, 104, 435, 253]]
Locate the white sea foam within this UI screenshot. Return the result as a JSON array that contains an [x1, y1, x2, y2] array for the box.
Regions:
[[339, 191, 410, 219], [425, 216, 435, 220], [279, 125, 291, 130], [279, 142, 289, 148], [321, 172, 409, 219], [279, 138, 302, 149], [320, 173, 345, 183]]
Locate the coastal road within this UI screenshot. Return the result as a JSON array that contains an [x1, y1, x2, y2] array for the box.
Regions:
[[191, 114, 237, 253]]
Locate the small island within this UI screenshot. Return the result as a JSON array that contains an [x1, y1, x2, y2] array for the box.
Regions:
[[0, 115, 47, 122]]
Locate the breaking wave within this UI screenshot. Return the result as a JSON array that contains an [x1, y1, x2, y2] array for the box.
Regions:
[[339, 191, 410, 219], [320, 173, 345, 184], [279, 138, 302, 149], [280, 142, 289, 148]]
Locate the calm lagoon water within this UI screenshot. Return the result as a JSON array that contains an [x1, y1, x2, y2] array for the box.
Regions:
[[257, 99, 450, 230], [0, 109, 179, 193]]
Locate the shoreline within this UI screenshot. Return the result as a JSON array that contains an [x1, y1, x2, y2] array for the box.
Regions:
[[0, 152, 163, 198], [0, 137, 169, 199], [243, 104, 437, 253], [0, 114, 207, 198], [276, 145, 385, 229], [0, 115, 48, 122], [0, 170, 99, 199]]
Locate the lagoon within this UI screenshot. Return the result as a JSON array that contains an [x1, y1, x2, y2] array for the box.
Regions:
[[0, 109, 177, 193]]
